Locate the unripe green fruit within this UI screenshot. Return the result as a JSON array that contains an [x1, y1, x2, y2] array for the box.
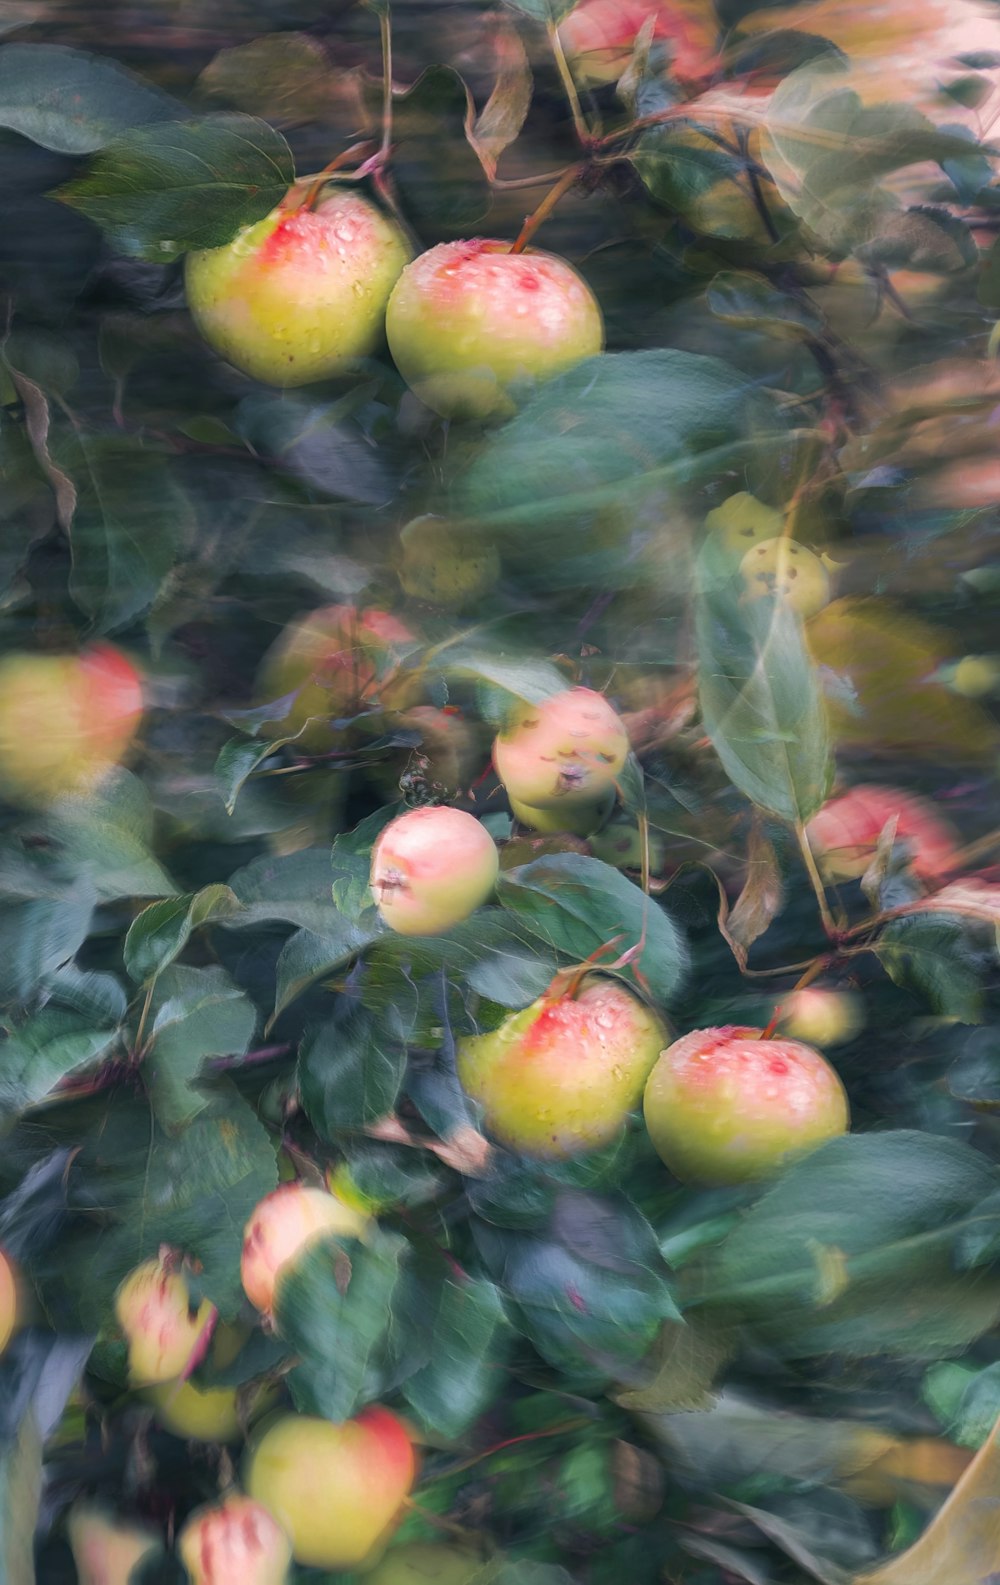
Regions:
[[367, 1542, 496, 1585], [778, 988, 863, 1048], [241, 1182, 368, 1316], [589, 819, 667, 872], [398, 516, 500, 609], [386, 240, 603, 420], [643, 1026, 849, 1184], [371, 806, 499, 936], [0, 643, 143, 807], [952, 655, 1000, 698], [185, 190, 411, 387], [67, 1504, 163, 1585], [457, 974, 667, 1159], [740, 537, 831, 618], [493, 687, 628, 836], [146, 1376, 243, 1443], [179, 1494, 292, 1585], [247, 1407, 416, 1570], [115, 1259, 216, 1386], [0, 1248, 18, 1356]]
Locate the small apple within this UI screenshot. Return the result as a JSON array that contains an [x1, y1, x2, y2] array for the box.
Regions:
[[0, 643, 143, 807], [179, 1494, 292, 1585], [185, 189, 411, 387], [739, 537, 831, 618], [246, 1407, 417, 1570], [370, 806, 499, 936], [0, 1248, 19, 1356], [146, 1377, 243, 1444], [115, 1259, 216, 1387], [951, 656, 1000, 699], [703, 492, 784, 565], [385, 240, 604, 421], [457, 974, 667, 1159], [493, 686, 629, 837], [67, 1503, 163, 1585], [643, 1025, 849, 1184], [589, 818, 667, 873], [805, 784, 959, 883], [398, 515, 500, 610], [558, 0, 716, 86], [256, 604, 417, 752], [778, 987, 863, 1048], [367, 1542, 496, 1584], [241, 1182, 368, 1316]]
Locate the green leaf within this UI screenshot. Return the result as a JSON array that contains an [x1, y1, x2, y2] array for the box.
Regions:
[[707, 270, 824, 340], [56, 113, 295, 262], [214, 735, 286, 816], [498, 853, 688, 1005], [923, 1360, 1000, 1449], [503, 0, 577, 23], [40, 772, 176, 901], [0, 873, 96, 1007], [877, 915, 983, 1022], [386, 67, 491, 232], [124, 885, 243, 985], [228, 846, 349, 932], [197, 32, 338, 126], [144, 964, 257, 1133], [273, 922, 377, 1020], [299, 1003, 407, 1135], [0, 1408, 41, 1585], [0, 1009, 119, 1126], [331, 808, 398, 922], [401, 1276, 509, 1438], [0, 42, 180, 153], [633, 125, 758, 238]]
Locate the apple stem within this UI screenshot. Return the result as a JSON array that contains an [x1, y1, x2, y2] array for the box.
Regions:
[[296, 143, 377, 210], [378, 10, 394, 165], [547, 21, 592, 146], [762, 955, 829, 1039], [511, 162, 583, 254]]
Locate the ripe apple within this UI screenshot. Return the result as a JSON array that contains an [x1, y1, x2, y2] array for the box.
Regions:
[[385, 240, 604, 421], [67, 1504, 163, 1585], [0, 1248, 19, 1355], [804, 784, 959, 883], [370, 806, 499, 936], [778, 987, 863, 1048], [241, 1181, 368, 1316], [398, 515, 500, 610], [246, 1407, 417, 1570], [558, 0, 717, 86], [256, 604, 418, 752], [493, 686, 629, 837], [457, 974, 667, 1159], [367, 1542, 496, 1584], [643, 1025, 849, 1184], [0, 643, 143, 807], [739, 537, 831, 618], [179, 1494, 292, 1585], [114, 1259, 217, 1386], [185, 189, 411, 387]]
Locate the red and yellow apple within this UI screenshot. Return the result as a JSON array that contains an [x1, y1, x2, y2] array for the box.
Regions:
[[0, 1248, 19, 1356], [0, 643, 143, 807], [185, 189, 411, 387], [457, 974, 667, 1159], [386, 240, 603, 420], [241, 1181, 368, 1317], [179, 1494, 292, 1585], [643, 1026, 849, 1184], [114, 1259, 217, 1387], [67, 1504, 163, 1585], [246, 1407, 417, 1570], [805, 784, 959, 883], [370, 806, 499, 936], [558, 0, 717, 86], [493, 686, 629, 837], [778, 987, 863, 1048]]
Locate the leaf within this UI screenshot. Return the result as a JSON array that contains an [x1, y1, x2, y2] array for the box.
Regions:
[[144, 965, 257, 1133], [273, 922, 377, 1020], [197, 32, 339, 125], [380, 66, 491, 232], [228, 847, 348, 933], [40, 773, 176, 902], [696, 580, 831, 823], [0, 1010, 119, 1125], [401, 1277, 509, 1438], [0, 1408, 41, 1585], [431, 651, 569, 720], [214, 736, 286, 816], [707, 270, 824, 341], [504, 0, 577, 24], [57, 113, 295, 262], [124, 885, 243, 985], [299, 1002, 407, 1135], [0, 42, 180, 153], [612, 1315, 732, 1412], [235, 392, 397, 507], [724, 817, 784, 955], [497, 853, 688, 1005], [0, 875, 96, 1007], [330, 809, 398, 922], [2, 361, 76, 531], [876, 915, 983, 1023], [923, 1360, 1000, 1450], [472, 20, 533, 178]]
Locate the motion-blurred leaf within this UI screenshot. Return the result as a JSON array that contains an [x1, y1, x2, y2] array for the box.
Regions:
[[0, 42, 180, 153]]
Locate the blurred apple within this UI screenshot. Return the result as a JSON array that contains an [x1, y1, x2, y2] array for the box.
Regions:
[[805, 784, 959, 883], [367, 1542, 496, 1584], [241, 1181, 368, 1316], [778, 988, 864, 1047], [185, 189, 411, 387], [740, 538, 831, 618], [0, 1248, 19, 1356], [67, 1504, 163, 1585], [370, 806, 499, 935], [398, 515, 500, 609], [115, 1259, 216, 1386], [558, 0, 717, 85], [493, 686, 629, 837], [180, 1494, 292, 1584], [589, 818, 667, 872]]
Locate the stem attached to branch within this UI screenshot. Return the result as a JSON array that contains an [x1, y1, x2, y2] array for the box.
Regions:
[[510, 162, 582, 254]]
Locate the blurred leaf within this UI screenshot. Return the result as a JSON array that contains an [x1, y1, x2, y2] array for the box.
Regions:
[[0, 1407, 41, 1585], [612, 1315, 732, 1411], [708, 270, 824, 339], [634, 126, 781, 242], [0, 872, 96, 1008], [144, 965, 257, 1133], [299, 1001, 407, 1134], [923, 1360, 1000, 1450], [36, 772, 175, 902], [385, 66, 491, 232], [876, 915, 983, 1023], [124, 885, 242, 985], [273, 921, 377, 1019], [236, 392, 397, 506], [472, 20, 533, 177], [0, 42, 180, 153], [434, 651, 569, 717], [725, 817, 784, 955], [197, 32, 338, 125], [402, 1276, 509, 1438], [57, 114, 295, 261], [227, 846, 346, 932], [856, 207, 976, 273], [504, 0, 576, 21], [0, 1010, 118, 1126], [331, 808, 398, 922], [215, 736, 287, 816]]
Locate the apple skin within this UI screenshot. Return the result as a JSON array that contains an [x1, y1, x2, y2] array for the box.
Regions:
[[558, 0, 717, 86], [246, 1407, 417, 1570], [805, 784, 958, 883], [67, 1504, 163, 1585], [256, 604, 417, 752], [185, 190, 411, 387], [114, 1260, 217, 1387], [241, 1182, 368, 1316], [778, 988, 863, 1048], [370, 807, 499, 936], [493, 687, 629, 836], [739, 538, 831, 618], [0, 643, 143, 807], [643, 1025, 849, 1184], [0, 1248, 19, 1356], [398, 515, 500, 610], [386, 240, 603, 421], [179, 1494, 292, 1585], [457, 974, 668, 1160], [367, 1542, 496, 1584], [146, 1377, 243, 1443]]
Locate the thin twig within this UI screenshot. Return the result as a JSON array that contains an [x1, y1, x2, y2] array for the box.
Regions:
[[547, 21, 590, 145], [796, 820, 837, 940], [511, 163, 583, 253]]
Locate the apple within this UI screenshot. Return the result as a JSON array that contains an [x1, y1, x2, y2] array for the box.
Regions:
[[179, 1494, 292, 1585], [739, 537, 831, 618], [115, 1259, 217, 1386], [951, 656, 1000, 699], [778, 987, 863, 1048], [457, 974, 667, 1159], [398, 515, 500, 610], [146, 1377, 243, 1444], [367, 1542, 496, 1584], [385, 240, 604, 421], [185, 189, 411, 387], [804, 784, 959, 883], [589, 818, 667, 873], [703, 491, 784, 564], [0, 643, 143, 807], [558, 0, 717, 86], [643, 1025, 849, 1184], [241, 1181, 368, 1316], [246, 1407, 417, 1570], [493, 686, 629, 837], [256, 604, 417, 752], [0, 1248, 18, 1356], [67, 1504, 163, 1585], [370, 806, 499, 936]]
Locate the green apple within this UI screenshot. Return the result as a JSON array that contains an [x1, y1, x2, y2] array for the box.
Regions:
[[493, 686, 629, 836], [115, 1259, 217, 1386], [185, 189, 411, 387], [457, 974, 667, 1159], [179, 1494, 292, 1585], [740, 537, 831, 618], [241, 1181, 368, 1316], [644, 1025, 849, 1184], [370, 806, 499, 936], [589, 818, 667, 872], [247, 1407, 417, 1570], [367, 1542, 497, 1584], [398, 515, 500, 609], [67, 1504, 163, 1585], [386, 240, 603, 420], [778, 988, 863, 1048]]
